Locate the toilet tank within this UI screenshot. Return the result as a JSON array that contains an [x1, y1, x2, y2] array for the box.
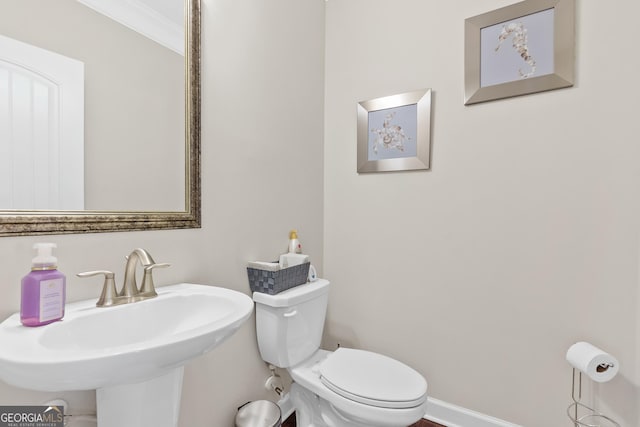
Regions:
[[253, 279, 330, 368]]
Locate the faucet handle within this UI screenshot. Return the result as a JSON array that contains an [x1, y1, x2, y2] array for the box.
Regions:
[[139, 263, 171, 296], [77, 270, 119, 307]]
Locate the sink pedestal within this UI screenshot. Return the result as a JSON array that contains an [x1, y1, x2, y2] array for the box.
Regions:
[[96, 367, 184, 427]]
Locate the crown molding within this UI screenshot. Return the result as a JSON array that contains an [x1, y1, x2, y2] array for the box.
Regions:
[[77, 0, 184, 55]]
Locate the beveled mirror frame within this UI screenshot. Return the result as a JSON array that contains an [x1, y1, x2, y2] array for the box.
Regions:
[[0, 0, 201, 237]]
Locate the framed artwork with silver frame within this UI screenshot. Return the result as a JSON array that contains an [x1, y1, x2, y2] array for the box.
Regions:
[[464, 0, 574, 105], [357, 89, 432, 173]]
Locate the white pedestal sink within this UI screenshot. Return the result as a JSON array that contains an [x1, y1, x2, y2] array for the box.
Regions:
[[0, 283, 254, 427]]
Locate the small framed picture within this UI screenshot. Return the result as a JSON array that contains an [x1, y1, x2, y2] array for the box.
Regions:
[[357, 89, 432, 173], [464, 0, 575, 105]]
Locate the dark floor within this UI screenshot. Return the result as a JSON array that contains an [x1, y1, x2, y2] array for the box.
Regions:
[[281, 413, 295, 427], [282, 412, 445, 427]]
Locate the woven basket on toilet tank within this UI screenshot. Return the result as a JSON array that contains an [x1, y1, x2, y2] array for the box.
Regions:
[[247, 262, 310, 295]]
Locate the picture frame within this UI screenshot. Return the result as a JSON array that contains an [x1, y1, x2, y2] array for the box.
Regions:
[[357, 89, 432, 173], [464, 0, 575, 105]]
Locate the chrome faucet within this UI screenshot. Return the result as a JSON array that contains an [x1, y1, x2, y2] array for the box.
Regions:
[[77, 248, 170, 307]]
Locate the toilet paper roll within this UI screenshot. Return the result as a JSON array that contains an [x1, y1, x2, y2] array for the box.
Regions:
[[278, 253, 309, 269], [247, 261, 280, 272], [566, 341, 619, 383]]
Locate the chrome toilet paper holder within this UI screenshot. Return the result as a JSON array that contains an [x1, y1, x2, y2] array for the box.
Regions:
[[567, 368, 620, 427]]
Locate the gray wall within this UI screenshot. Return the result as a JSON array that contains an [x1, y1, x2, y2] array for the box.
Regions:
[[0, 0, 325, 425], [323, 0, 640, 425], [1, 1, 639, 426]]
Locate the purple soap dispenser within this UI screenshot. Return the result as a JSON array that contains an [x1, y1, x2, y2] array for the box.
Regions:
[[20, 243, 66, 327]]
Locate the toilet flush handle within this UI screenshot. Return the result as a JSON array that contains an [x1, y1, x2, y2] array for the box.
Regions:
[[283, 309, 298, 318]]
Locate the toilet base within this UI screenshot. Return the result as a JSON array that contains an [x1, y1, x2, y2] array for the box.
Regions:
[[290, 383, 414, 427], [291, 383, 365, 427]]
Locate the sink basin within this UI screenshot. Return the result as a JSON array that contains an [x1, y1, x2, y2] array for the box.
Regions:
[[0, 283, 254, 427]]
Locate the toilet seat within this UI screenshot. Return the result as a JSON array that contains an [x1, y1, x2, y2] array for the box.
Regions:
[[319, 348, 427, 409]]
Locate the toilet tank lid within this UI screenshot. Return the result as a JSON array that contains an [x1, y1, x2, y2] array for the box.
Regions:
[[253, 279, 330, 307]]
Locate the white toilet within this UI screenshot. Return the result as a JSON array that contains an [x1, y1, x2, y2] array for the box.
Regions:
[[253, 279, 428, 427]]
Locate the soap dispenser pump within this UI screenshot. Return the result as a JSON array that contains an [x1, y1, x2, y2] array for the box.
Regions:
[[20, 243, 66, 327]]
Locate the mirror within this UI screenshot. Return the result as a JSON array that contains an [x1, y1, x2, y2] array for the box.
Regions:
[[0, 0, 200, 236]]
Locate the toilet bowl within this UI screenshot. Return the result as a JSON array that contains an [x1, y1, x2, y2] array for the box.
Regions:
[[253, 279, 427, 427], [289, 348, 427, 427]]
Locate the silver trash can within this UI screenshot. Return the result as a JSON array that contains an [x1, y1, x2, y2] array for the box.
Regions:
[[235, 400, 282, 427]]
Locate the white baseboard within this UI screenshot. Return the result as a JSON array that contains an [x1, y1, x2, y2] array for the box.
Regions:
[[424, 397, 522, 427]]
